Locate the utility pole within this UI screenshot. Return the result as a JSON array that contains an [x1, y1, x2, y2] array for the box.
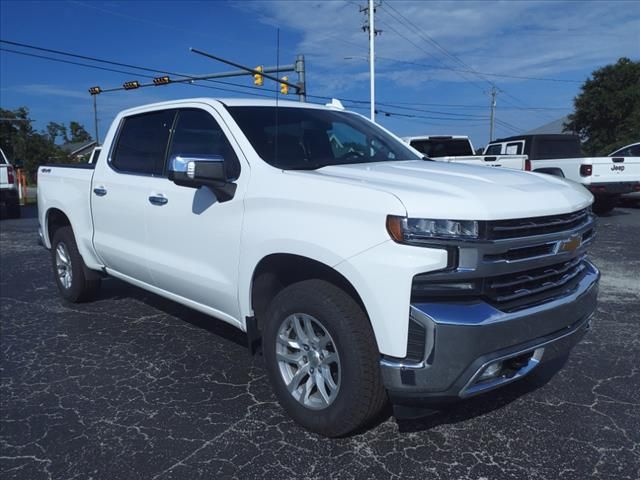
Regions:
[[361, 1, 381, 122], [489, 86, 497, 143], [92, 94, 99, 145]]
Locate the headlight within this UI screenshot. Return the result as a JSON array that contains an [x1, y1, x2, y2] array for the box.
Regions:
[[387, 215, 479, 243]]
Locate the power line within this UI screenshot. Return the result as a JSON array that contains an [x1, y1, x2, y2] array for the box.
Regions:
[[379, 3, 559, 124], [0, 42, 286, 99], [0, 48, 284, 100]]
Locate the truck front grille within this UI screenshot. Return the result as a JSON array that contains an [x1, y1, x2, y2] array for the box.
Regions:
[[485, 208, 590, 240], [484, 256, 587, 311]]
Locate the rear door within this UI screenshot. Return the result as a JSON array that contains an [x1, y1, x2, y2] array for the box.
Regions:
[[91, 109, 176, 284]]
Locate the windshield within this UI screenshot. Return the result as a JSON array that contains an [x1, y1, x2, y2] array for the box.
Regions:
[[227, 106, 421, 170], [410, 138, 473, 157]]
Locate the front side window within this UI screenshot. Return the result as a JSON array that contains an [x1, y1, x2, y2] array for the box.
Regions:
[[111, 109, 176, 175], [168, 109, 240, 179], [227, 106, 421, 170]]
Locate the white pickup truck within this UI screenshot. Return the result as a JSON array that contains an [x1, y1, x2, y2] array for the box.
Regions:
[[38, 98, 600, 436], [484, 134, 640, 213], [0, 147, 21, 218], [403, 135, 527, 170]]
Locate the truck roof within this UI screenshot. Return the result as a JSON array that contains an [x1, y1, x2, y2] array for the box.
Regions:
[[492, 133, 580, 143], [117, 97, 342, 117], [403, 135, 469, 142]]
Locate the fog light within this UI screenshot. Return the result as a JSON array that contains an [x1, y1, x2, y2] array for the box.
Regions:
[[478, 361, 503, 381]]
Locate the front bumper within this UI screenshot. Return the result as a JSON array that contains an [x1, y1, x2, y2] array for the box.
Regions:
[[381, 260, 600, 404]]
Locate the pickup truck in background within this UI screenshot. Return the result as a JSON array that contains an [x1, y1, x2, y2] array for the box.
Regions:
[[403, 135, 527, 170], [0, 147, 21, 218], [609, 142, 640, 204], [38, 98, 600, 436], [484, 134, 640, 213]]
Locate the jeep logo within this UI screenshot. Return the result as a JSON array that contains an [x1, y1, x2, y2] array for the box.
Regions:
[[611, 164, 625, 172]]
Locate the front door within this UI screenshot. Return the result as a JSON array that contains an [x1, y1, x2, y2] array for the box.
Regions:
[[143, 106, 247, 324]]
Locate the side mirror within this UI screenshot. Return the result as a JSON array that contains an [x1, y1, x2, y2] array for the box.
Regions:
[[168, 154, 237, 201]]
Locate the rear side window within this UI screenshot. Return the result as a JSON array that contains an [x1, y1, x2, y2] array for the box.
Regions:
[[485, 144, 502, 155], [505, 142, 522, 155], [168, 109, 240, 178], [111, 109, 176, 175]]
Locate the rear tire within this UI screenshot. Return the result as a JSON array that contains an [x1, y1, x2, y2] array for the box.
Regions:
[[51, 226, 101, 302], [592, 196, 616, 215], [263, 279, 386, 437]]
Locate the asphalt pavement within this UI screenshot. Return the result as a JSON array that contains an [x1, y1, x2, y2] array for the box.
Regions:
[[1, 205, 639, 480]]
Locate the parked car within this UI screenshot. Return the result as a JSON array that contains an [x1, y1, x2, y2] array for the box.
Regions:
[[484, 134, 640, 213], [609, 142, 640, 157], [38, 98, 600, 437], [0, 147, 21, 218], [403, 135, 527, 170], [610, 142, 640, 204]]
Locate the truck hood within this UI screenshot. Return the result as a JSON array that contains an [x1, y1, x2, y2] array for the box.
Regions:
[[304, 160, 592, 220]]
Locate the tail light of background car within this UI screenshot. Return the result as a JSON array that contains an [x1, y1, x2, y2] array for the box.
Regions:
[[580, 164, 593, 177], [7, 165, 15, 184], [525, 159, 531, 171]]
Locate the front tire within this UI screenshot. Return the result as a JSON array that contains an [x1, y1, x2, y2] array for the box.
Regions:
[[593, 195, 616, 215], [263, 279, 386, 437], [51, 226, 101, 302]]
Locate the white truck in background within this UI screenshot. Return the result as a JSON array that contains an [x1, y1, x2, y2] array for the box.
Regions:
[[0, 147, 21, 218], [485, 134, 640, 213], [403, 135, 527, 170], [38, 98, 600, 436]]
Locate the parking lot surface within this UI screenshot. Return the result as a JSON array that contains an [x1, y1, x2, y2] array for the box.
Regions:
[[1, 206, 639, 480]]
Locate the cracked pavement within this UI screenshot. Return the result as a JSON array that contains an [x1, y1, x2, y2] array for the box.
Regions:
[[1, 206, 639, 479]]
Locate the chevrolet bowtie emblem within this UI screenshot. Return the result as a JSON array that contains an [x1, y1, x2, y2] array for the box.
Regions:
[[557, 235, 582, 254]]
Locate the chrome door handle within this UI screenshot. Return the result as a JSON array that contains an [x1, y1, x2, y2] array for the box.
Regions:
[[148, 195, 168, 206], [93, 187, 107, 196]]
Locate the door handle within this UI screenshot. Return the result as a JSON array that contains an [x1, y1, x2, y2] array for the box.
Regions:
[[93, 187, 107, 196], [148, 195, 168, 206]]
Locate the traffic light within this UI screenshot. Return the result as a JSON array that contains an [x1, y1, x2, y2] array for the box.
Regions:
[[123, 80, 141, 90], [153, 76, 171, 86], [280, 76, 289, 95], [88, 86, 102, 95], [253, 66, 264, 86]]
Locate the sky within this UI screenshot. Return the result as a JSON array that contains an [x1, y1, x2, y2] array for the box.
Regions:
[[1, 0, 638, 150]]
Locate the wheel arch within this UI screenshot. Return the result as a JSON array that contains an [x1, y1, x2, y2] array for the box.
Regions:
[[249, 253, 368, 328], [45, 207, 72, 245]]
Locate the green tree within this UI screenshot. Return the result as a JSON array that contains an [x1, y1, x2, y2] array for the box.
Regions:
[[565, 58, 640, 155], [68, 121, 92, 143], [46, 122, 68, 143], [0, 107, 66, 181]]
